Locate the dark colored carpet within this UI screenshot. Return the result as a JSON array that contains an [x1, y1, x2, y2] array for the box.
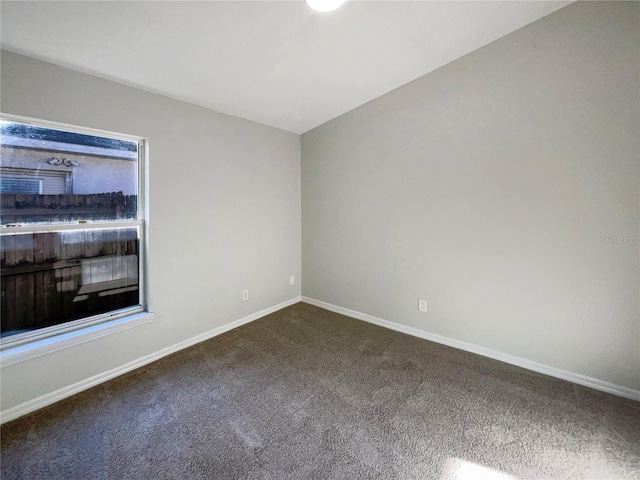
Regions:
[[1, 302, 639, 479]]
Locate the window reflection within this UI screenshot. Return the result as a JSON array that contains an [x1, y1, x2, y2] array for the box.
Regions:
[[1, 229, 139, 337]]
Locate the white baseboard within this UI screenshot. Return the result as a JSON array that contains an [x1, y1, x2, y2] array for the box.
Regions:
[[1, 296, 302, 424], [301, 296, 640, 402]]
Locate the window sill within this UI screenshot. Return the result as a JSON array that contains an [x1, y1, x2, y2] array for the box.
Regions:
[[0, 312, 154, 367]]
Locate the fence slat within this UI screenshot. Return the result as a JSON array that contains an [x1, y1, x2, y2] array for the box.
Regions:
[[1, 235, 16, 267], [4, 276, 17, 331], [34, 271, 46, 327], [16, 274, 35, 327], [43, 269, 61, 323]]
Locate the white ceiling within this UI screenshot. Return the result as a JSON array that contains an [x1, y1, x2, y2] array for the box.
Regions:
[[1, 1, 571, 134]]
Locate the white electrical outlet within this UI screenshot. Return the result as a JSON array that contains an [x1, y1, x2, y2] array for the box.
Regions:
[[418, 299, 427, 312], [290, 275, 295, 285], [242, 289, 249, 301]]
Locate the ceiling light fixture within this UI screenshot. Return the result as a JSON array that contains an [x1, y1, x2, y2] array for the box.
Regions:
[[305, 0, 346, 13]]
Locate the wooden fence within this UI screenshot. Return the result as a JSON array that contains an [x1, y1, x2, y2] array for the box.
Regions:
[[1, 201, 140, 336], [1, 192, 137, 224]]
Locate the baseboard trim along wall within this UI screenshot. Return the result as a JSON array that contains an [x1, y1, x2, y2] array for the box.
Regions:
[[301, 296, 640, 402], [0, 296, 302, 424]]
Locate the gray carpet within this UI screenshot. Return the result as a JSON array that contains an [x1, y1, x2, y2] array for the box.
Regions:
[[1, 302, 639, 479]]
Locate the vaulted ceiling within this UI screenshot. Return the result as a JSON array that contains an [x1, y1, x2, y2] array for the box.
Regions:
[[1, 1, 571, 134]]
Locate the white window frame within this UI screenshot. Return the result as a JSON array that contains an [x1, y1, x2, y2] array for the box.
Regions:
[[0, 113, 152, 360]]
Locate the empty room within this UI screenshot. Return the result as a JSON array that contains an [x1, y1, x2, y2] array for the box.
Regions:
[[1, 1, 638, 479]]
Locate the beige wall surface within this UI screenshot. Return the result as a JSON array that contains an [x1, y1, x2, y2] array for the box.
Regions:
[[302, 1, 639, 391], [1, 50, 301, 411]]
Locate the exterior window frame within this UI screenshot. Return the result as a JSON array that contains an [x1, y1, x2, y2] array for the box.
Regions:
[[0, 113, 150, 350]]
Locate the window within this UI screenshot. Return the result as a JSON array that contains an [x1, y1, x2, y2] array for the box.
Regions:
[[1, 167, 70, 194], [0, 115, 147, 348], [1, 175, 43, 194]]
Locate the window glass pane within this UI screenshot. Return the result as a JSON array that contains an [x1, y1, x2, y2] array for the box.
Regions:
[[0, 228, 140, 338], [1, 121, 138, 225]]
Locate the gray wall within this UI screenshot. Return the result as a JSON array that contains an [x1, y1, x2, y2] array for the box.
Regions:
[[1, 50, 301, 411], [302, 1, 639, 391]]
